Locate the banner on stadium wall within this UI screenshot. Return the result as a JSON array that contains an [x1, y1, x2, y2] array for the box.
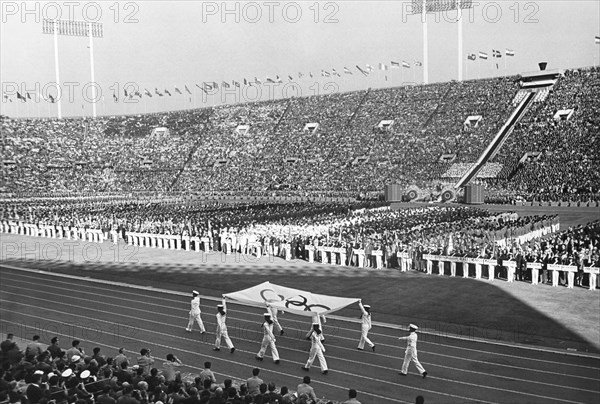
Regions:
[[223, 281, 359, 317]]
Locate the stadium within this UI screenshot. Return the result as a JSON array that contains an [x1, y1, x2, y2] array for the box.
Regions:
[[1, 1, 599, 403]]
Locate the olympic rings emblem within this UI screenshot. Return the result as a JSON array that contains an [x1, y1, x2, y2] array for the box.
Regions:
[[260, 289, 285, 303], [285, 294, 330, 312]]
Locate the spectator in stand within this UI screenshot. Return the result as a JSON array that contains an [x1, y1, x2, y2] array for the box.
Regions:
[[342, 389, 361, 404], [25, 335, 44, 359], [136, 348, 155, 376], [47, 336, 64, 359], [246, 368, 263, 397], [296, 376, 317, 403], [162, 353, 183, 382]]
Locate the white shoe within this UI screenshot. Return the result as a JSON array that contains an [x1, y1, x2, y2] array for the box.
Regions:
[[185, 328, 191, 332]]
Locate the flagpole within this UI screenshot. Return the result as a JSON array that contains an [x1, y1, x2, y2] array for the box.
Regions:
[[422, 0, 429, 84], [88, 22, 97, 118], [457, 0, 463, 81], [52, 20, 62, 119]]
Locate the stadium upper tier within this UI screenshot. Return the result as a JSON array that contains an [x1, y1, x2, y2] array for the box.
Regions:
[[1, 67, 599, 198]]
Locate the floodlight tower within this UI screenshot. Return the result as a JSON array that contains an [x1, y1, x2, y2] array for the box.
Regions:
[[410, 0, 473, 84], [42, 19, 103, 118]]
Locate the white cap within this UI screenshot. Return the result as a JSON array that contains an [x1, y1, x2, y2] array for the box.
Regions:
[[71, 355, 81, 362], [409, 324, 418, 330], [61, 369, 73, 378], [80, 370, 90, 379], [192, 290, 199, 295], [263, 313, 271, 317], [34, 370, 44, 375], [312, 322, 320, 326], [217, 304, 223, 308], [363, 305, 371, 309]]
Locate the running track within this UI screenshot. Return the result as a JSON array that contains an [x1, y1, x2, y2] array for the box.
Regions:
[[1, 265, 599, 404]]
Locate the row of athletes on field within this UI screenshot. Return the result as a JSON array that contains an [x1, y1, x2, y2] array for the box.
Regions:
[[186, 291, 427, 379]]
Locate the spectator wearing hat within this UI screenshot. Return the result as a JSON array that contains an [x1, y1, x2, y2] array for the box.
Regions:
[[302, 322, 328, 374], [342, 389, 361, 404], [213, 303, 235, 353], [255, 313, 280, 364], [296, 376, 317, 403], [162, 354, 182, 382], [398, 324, 427, 378], [357, 301, 375, 352], [185, 290, 206, 334]]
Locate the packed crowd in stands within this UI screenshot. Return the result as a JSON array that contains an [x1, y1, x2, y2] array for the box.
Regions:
[[489, 67, 600, 202], [0, 333, 357, 404]]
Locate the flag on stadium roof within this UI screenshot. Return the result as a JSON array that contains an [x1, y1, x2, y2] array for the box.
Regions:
[[391, 61, 400, 69], [344, 67, 353, 74], [479, 52, 488, 60], [164, 89, 172, 96], [221, 81, 230, 88], [155, 88, 163, 96], [27, 93, 31, 100], [321, 70, 330, 77], [506, 49, 515, 56], [298, 72, 304, 78], [134, 91, 142, 98], [16, 91, 26, 102], [195, 83, 202, 89], [124, 88, 128, 97], [288, 75, 294, 81], [366, 64, 374, 71], [232, 80, 240, 88], [266, 76, 275, 83], [309, 72, 313, 78], [332, 68, 341, 76], [255, 77, 262, 84], [48, 94, 56, 102], [144, 89, 152, 97], [402, 61, 411, 68], [175, 87, 182, 94], [112, 92, 118, 102], [595, 35, 600, 44], [275, 75, 283, 83], [379, 63, 388, 70], [467, 53, 476, 60], [414, 61, 423, 66], [356, 65, 369, 76], [185, 85, 192, 94], [492, 49, 502, 58], [203, 82, 213, 90]]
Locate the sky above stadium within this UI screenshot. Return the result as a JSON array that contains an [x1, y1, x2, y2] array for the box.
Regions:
[[1, 0, 599, 118]]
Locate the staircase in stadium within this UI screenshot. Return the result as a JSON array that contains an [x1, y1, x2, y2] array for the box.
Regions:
[[455, 91, 535, 188]]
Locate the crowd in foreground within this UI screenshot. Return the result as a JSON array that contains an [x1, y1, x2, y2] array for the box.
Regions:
[[0, 334, 375, 404]]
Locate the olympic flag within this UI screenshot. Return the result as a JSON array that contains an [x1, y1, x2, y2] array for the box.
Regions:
[[223, 281, 360, 317]]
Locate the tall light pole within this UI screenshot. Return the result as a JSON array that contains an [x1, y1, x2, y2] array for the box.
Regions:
[[42, 19, 103, 118], [410, 0, 473, 84]]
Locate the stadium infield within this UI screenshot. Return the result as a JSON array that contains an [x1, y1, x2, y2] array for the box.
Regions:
[[1, 204, 599, 403]]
